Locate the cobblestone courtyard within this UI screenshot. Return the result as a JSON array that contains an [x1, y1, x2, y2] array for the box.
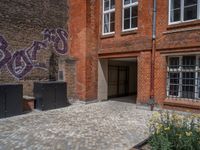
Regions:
[[0, 101, 152, 150]]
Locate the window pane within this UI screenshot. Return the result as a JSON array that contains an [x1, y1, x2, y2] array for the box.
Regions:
[[110, 0, 115, 9], [182, 72, 195, 99], [131, 6, 138, 28], [182, 86, 195, 99], [131, 0, 138, 3], [124, 8, 130, 19], [182, 72, 195, 85], [104, 13, 109, 33], [131, 6, 138, 17], [171, 0, 181, 9], [170, 73, 179, 84], [170, 0, 181, 22], [104, 24, 109, 33], [124, 19, 130, 29], [184, 5, 197, 21], [104, 13, 109, 24], [131, 17, 137, 28], [182, 56, 196, 69], [169, 85, 179, 96], [184, 0, 197, 6], [110, 22, 115, 32], [110, 12, 115, 32], [198, 57, 200, 68], [104, 0, 109, 11], [170, 9, 181, 22], [198, 73, 200, 98], [169, 57, 179, 68], [124, 0, 130, 5], [110, 12, 115, 22], [169, 73, 180, 96]]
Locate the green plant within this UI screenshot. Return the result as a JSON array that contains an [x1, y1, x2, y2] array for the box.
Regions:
[[148, 111, 200, 150]]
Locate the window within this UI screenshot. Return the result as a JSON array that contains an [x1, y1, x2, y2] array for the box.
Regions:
[[167, 56, 200, 100], [122, 0, 138, 31], [102, 0, 115, 35], [169, 0, 200, 24]]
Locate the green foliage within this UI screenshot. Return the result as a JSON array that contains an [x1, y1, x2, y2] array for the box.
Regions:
[[148, 111, 200, 150]]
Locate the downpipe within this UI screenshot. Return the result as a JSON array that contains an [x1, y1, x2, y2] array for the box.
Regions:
[[149, 0, 157, 111]]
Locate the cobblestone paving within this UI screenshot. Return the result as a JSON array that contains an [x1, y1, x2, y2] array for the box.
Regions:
[[0, 101, 152, 150]]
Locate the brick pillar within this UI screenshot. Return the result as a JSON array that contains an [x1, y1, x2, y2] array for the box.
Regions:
[[137, 51, 151, 104], [154, 52, 167, 104]]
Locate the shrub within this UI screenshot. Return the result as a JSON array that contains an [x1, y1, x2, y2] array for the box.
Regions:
[[148, 111, 200, 150]]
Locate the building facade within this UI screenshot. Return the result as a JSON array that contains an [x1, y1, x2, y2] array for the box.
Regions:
[[0, 0, 200, 111], [69, 0, 200, 111]]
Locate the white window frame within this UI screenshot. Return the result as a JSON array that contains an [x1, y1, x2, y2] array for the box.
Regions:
[[167, 55, 200, 100], [102, 0, 115, 35], [122, 0, 138, 32], [169, 0, 200, 25]]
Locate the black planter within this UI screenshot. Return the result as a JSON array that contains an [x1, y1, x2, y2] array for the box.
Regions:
[[33, 81, 69, 111], [133, 137, 150, 150], [0, 84, 23, 119]]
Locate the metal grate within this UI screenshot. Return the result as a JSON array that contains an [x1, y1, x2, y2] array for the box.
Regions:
[[167, 55, 200, 100]]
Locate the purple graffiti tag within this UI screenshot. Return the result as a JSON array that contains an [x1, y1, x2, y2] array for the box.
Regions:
[[43, 29, 57, 43], [26, 41, 47, 69], [0, 28, 68, 79], [7, 50, 33, 79], [54, 29, 68, 54], [0, 35, 11, 69], [42, 28, 68, 54]]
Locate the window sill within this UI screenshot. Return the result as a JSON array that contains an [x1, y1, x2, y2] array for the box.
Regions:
[[167, 20, 200, 30], [100, 33, 115, 39], [164, 98, 200, 110], [121, 29, 138, 36]]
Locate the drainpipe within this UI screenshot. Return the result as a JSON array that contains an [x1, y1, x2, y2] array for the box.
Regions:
[[149, 0, 157, 111]]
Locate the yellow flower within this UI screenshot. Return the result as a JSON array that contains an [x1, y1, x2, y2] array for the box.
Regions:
[[185, 131, 192, 137], [164, 127, 170, 131]]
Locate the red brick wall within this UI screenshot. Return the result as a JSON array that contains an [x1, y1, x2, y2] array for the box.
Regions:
[[0, 0, 68, 96], [137, 51, 151, 104], [99, 0, 153, 55], [97, 0, 154, 103], [69, 0, 200, 105], [69, 0, 99, 101], [156, 0, 200, 51], [154, 0, 200, 106]]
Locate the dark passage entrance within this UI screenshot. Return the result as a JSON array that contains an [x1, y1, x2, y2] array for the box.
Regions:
[[108, 66, 129, 98], [108, 58, 137, 102]]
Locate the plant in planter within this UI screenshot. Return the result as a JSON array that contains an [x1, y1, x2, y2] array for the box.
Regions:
[[148, 111, 200, 150], [49, 52, 58, 81]]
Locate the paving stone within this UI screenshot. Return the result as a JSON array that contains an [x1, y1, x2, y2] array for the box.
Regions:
[[0, 101, 152, 150]]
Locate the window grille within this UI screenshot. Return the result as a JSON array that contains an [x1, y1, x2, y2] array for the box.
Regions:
[[167, 55, 200, 100]]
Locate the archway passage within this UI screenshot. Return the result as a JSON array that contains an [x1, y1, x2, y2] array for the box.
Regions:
[[108, 58, 137, 103], [97, 57, 137, 104]]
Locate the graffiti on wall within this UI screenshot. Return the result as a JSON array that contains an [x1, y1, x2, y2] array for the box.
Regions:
[[0, 28, 68, 79]]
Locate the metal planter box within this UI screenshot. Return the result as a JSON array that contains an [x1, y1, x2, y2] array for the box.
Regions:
[[0, 84, 23, 119], [33, 81, 68, 111]]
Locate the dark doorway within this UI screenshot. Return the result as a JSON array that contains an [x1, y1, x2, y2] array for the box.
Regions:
[[108, 65, 129, 98]]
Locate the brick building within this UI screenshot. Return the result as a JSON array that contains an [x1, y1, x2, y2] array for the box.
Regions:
[[0, 0, 77, 99], [0, 0, 200, 111], [69, 0, 200, 111]]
